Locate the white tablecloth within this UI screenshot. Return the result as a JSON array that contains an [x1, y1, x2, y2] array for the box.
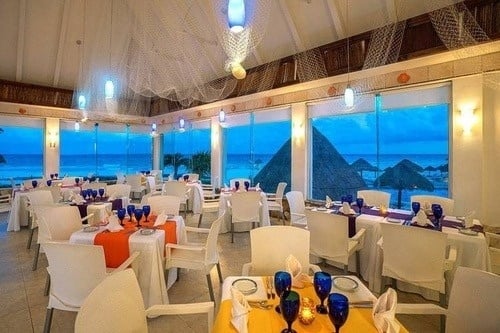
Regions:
[[7, 191, 30, 231], [86, 202, 112, 225], [218, 191, 271, 233], [186, 182, 203, 214]]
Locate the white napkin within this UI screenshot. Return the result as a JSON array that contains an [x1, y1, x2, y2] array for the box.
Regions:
[[372, 288, 400, 333], [325, 195, 333, 208], [230, 286, 251, 333], [154, 211, 167, 226], [412, 210, 433, 227], [255, 183, 260, 191], [422, 201, 432, 214], [285, 254, 310, 288], [108, 194, 116, 201], [71, 193, 86, 204], [340, 202, 355, 214], [105, 215, 124, 232], [464, 211, 475, 228]]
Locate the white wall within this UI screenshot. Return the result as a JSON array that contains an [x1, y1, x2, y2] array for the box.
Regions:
[[44, 117, 59, 177]]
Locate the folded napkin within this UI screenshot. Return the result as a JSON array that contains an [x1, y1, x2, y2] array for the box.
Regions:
[[230, 286, 251, 333], [255, 183, 260, 191], [463, 210, 475, 228], [154, 211, 167, 226], [71, 193, 86, 204], [339, 202, 355, 215], [412, 210, 433, 227], [325, 195, 333, 208], [104, 215, 124, 232], [285, 254, 310, 288], [372, 288, 400, 333]]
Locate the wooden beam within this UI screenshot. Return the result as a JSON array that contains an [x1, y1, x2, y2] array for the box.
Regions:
[[278, 0, 304, 52], [53, 0, 71, 87], [325, 0, 346, 39], [16, 0, 27, 82]]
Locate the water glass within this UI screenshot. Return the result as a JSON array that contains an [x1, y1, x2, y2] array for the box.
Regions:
[[328, 293, 349, 333], [356, 197, 364, 214], [98, 188, 105, 198], [117, 208, 126, 226], [411, 202, 421, 216], [134, 208, 143, 227], [143, 205, 151, 222], [244, 181, 250, 191], [280, 290, 300, 333], [313, 271, 332, 314], [274, 271, 292, 313], [32, 180, 38, 188], [127, 204, 136, 220], [75, 177, 80, 185], [345, 194, 353, 205], [91, 189, 98, 201], [235, 181, 240, 191], [46, 179, 52, 187]]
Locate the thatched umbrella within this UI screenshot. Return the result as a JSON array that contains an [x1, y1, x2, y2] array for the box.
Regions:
[[0, 155, 5, 164], [253, 141, 292, 192], [398, 158, 424, 172], [375, 161, 434, 208], [437, 163, 448, 175], [424, 165, 436, 176], [350, 158, 378, 178]]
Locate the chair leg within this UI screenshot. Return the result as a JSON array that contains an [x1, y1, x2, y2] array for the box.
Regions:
[[206, 274, 215, 302], [281, 212, 286, 225], [197, 213, 203, 228], [43, 308, 54, 333], [32, 243, 40, 271], [216, 263, 223, 283], [27, 227, 35, 249], [44, 273, 51, 296], [355, 251, 361, 277], [231, 223, 234, 243], [391, 278, 397, 290], [343, 264, 348, 274], [439, 292, 446, 332]]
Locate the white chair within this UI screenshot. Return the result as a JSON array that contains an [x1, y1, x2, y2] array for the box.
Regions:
[[228, 191, 261, 243], [229, 178, 251, 189], [285, 191, 307, 227], [145, 176, 161, 194], [357, 190, 391, 207], [485, 232, 500, 274], [31, 205, 93, 271], [306, 210, 366, 274], [197, 195, 220, 228], [75, 269, 214, 333], [396, 267, 500, 333], [126, 174, 147, 199], [43, 242, 139, 333], [242, 225, 321, 276], [147, 195, 181, 216], [0, 191, 12, 213], [25, 190, 55, 249], [165, 214, 224, 302], [267, 182, 287, 224], [105, 184, 131, 208], [162, 181, 190, 216], [115, 172, 126, 184], [410, 195, 455, 216], [380, 223, 456, 307], [81, 182, 107, 191], [150, 169, 163, 184]]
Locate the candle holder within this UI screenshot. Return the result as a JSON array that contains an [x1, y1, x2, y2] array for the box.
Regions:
[[379, 205, 389, 217], [298, 297, 316, 325]]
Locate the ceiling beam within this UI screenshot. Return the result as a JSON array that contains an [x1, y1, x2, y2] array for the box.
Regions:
[[53, 0, 71, 87], [16, 0, 27, 82], [325, 0, 346, 39], [278, 0, 304, 52]]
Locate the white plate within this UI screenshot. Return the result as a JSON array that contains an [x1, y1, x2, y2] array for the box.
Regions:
[[83, 226, 99, 232], [232, 278, 258, 295], [305, 206, 314, 210], [140, 228, 155, 235], [332, 276, 359, 292], [316, 207, 327, 211], [166, 214, 175, 219], [386, 217, 403, 224], [458, 228, 478, 236]]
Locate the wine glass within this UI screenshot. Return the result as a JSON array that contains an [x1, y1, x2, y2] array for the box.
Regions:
[[411, 202, 421, 216], [143, 205, 151, 222], [134, 208, 143, 227], [32, 180, 38, 189], [235, 181, 240, 191], [91, 189, 98, 201], [355, 197, 364, 214], [432, 205, 443, 228], [346, 195, 353, 205], [46, 179, 52, 187], [50, 174, 54, 180], [75, 177, 80, 186], [313, 271, 332, 314], [117, 208, 126, 226], [279, 290, 300, 333], [328, 293, 349, 333], [83, 176, 88, 182], [98, 188, 105, 199], [54, 173, 59, 179], [127, 204, 136, 222], [274, 271, 292, 313], [183, 174, 189, 182], [244, 181, 250, 191]]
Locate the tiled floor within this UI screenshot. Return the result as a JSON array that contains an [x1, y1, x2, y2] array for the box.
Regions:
[[0, 211, 441, 332]]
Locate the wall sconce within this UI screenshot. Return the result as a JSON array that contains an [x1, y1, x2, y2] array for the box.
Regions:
[[74, 121, 80, 132], [150, 122, 158, 137], [228, 0, 245, 33], [459, 106, 477, 135], [292, 121, 305, 144], [48, 131, 58, 149], [179, 118, 185, 132], [219, 109, 226, 125]]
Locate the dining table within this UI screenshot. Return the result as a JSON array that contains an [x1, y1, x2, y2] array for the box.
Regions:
[[69, 214, 186, 307], [213, 275, 408, 333]]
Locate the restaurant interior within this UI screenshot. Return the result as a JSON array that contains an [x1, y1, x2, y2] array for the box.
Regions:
[[0, 0, 499, 332]]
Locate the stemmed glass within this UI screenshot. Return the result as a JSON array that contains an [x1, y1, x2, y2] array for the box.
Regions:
[[46, 179, 52, 187], [411, 202, 421, 216], [134, 208, 143, 228], [234, 181, 240, 191], [143, 205, 151, 222], [340, 196, 347, 203], [279, 290, 300, 333], [91, 189, 98, 201], [32, 180, 38, 189], [345, 195, 353, 205], [355, 197, 364, 214], [432, 205, 443, 229], [75, 177, 80, 186], [183, 175, 189, 182], [54, 173, 59, 179], [50, 174, 55, 180], [328, 293, 349, 333], [98, 188, 105, 199], [313, 271, 332, 314], [127, 204, 136, 222], [117, 208, 126, 226], [274, 271, 292, 313], [244, 181, 250, 191]]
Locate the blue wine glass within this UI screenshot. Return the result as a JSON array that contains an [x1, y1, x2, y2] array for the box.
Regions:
[[143, 205, 151, 222], [274, 271, 292, 313], [279, 290, 300, 333], [356, 197, 364, 214], [235, 181, 240, 191], [244, 181, 250, 191], [75, 177, 80, 186], [341, 195, 347, 203], [54, 173, 59, 179], [46, 179, 52, 187], [127, 204, 136, 221], [432, 205, 443, 227], [86, 189, 92, 200], [183, 174, 189, 181], [91, 189, 98, 201], [314, 271, 332, 314], [117, 208, 126, 226], [83, 176, 88, 182], [328, 293, 349, 333], [346, 194, 353, 205], [411, 202, 421, 216], [50, 174, 54, 180], [32, 180, 38, 188], [98, 188, 105, 199], [134, 208, 143, 227]]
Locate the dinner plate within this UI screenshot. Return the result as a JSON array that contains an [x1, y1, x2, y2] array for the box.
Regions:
[[386, 217, 403, 224], [232, 278, 258, 295], [140, 228, 155, 235], [166, 214, 175, 219], [316, 207, 327, 211], [332, 276, 359, 292], [83, 226, 99, 232], [305, 206, 313, 210], [458, 228, 478, 236]]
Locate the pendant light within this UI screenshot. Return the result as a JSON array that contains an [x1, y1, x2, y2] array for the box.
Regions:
[[344, 0, 354, 108], [228, 0, 245, 33]]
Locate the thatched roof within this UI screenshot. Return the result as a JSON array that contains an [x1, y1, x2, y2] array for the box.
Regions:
[[253, 141, 291, 193], [424, 165, 437, 171], [351, 158, 378, 172], [0, 154, 5, 164], [398, 158, 424, 172], [375, 162, 434, 191]]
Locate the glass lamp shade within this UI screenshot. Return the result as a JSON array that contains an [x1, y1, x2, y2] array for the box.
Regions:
[[231, 63, 247, 80], [219, 110, 226, 123], [105, 80, 114, 99], [78, 95, 86, 110], [344, 86, 354, 107], [228, 0, 245, 33]]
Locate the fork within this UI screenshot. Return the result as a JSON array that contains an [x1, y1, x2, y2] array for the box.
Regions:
[[269, 276, 275, 299], [264, 276, 271, 299]]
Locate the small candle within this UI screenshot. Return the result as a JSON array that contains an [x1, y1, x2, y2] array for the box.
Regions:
[[379, 205, 388, 217], [298, 297, 316, 325]]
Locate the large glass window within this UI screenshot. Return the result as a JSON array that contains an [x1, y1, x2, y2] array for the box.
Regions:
[[0, 116, 43, 187], [309, 84, 450, 209], [60, 121, 97, 178]]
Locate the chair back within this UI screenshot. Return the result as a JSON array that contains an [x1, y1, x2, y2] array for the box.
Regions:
[[82, 182, 108, 191], [205, 214, 224, 264], [485, 232, 500, 274], [48, 186, 62, 203], [34, 205, 82, 241], [162, 181, 188, 203], [381, 223, 448, 293], [285, 191, 306, 223], [126, 174, 144, 190], [230, 191, 261, 223], [229, 178, 251, 189], [44, 242, 107, 309], [306, 210, 349, 264], [75, 269, 147, 333], [446, 267, 500, 333], [357, 190, 391, 207], [106, 184, 131, 198], [248, 226, 311, 276], [145, 176, 157, 193], [147, 195, 181, 215], [275, 182, 287, 203], [150, 169, 163, 184], [26, 190, 54, 205], [183, 173, 199, 181], [410, 195, 455, 216]]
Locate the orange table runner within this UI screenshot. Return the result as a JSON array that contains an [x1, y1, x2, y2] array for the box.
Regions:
[[94, 229, 134, 268], [212, 282, 409, 333], [123, 214, 178, 244]]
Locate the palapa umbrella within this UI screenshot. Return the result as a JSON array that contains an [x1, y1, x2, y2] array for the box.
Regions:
[[0, 155, 5, 164], [424, 165, 436, 176], [437, 163, 449, 175], [398, 158, 424, 172], [350, 158, 378, 178], [375, 161, 434, 208]]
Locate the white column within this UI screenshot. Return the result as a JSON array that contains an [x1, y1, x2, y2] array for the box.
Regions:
[[44, 117, 60, 178], [290, 102, 308, 195], [211, 117, 222, 188], [152, 134, 162, 170]]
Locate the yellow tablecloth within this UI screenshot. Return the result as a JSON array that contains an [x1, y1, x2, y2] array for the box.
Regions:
[[212, 283, 408, 333]]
